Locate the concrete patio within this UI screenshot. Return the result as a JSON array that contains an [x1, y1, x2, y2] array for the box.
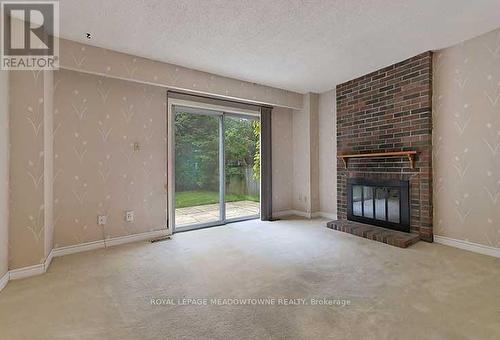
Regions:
[[176, 200, 260, 226]]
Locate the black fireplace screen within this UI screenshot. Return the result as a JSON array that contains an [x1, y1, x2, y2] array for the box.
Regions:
[[347, 178, 410, 232]]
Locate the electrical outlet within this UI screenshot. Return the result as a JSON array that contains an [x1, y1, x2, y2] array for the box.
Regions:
[[125, 210, 134, 223], [97, 215, 107, 225]]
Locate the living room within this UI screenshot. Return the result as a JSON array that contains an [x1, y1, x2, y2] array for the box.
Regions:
[[0, 1, 499, 339]]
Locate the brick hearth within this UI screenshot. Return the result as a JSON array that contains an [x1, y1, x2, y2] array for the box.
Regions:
[[327, 220, 420, 248], [335, 52, 433, 242]]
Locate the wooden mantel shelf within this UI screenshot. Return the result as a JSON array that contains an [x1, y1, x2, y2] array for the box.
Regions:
[[338, 151, 418, 169]]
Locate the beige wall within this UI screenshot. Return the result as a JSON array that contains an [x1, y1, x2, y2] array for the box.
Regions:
[[272, 107, 293, 213], [0, 70, 9, 278], [433, 28, 500, 249], [291, 93, 320, 213], [291, 101, 309, 212], [318, 89, 337, 217], [53, 70, 167, 247], [310, 94, 320, 213], [60, 39, 302, 110], [9, 71, 49, 269], [44, 71, 54, 258]]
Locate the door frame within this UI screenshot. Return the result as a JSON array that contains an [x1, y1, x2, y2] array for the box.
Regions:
[[167, 97, 260, 233]]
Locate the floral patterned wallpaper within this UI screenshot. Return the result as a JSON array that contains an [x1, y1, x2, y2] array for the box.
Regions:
[[433, 28, 500, 248], [53, 70, 167, 248], [59, 39, 303, 110], [9, 71, 48, 269]]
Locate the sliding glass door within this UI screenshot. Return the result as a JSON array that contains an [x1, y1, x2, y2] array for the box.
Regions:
[[224, 114, 260, 222], [173, 106, 223, 230], [172, 105, 260, 232]]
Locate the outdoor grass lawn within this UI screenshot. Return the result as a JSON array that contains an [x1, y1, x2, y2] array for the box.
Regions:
[[176, 191, 259, 208]]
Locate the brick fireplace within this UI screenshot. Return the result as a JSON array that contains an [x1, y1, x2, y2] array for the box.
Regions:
[[335, 52, 433, 242]]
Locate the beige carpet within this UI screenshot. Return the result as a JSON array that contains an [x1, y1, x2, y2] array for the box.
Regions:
[[0, 217, 499, 339]]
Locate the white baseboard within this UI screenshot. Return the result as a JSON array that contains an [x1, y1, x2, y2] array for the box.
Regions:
[[106, 229, 170, 247], [0, 271, 9, 291], [434, 235, 500, 258], [9, 263, 45, 280], [9, 248, 54, 281], [45, 249, 54, 269], [52, 229, 170, 257], [1, 228, 170, 292], [52, 239, 106, 257], [273, 210, 337, 220]]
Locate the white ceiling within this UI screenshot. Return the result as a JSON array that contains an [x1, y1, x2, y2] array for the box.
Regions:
[[59, 0, 500, 93]]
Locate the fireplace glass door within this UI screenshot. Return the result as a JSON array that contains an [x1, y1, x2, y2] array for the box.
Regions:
[[387, 189, 401, 223], [375, 188, 386, 221], [347, 179, 410, 232]]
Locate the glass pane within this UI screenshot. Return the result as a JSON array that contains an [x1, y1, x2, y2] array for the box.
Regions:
[[224, 115, 260, 220], [388, 189, 400, 223], [175, 110, 221, 227], [375, 188, 386, 220], [363, 186, 374, 218], [352, 185, 362, 216]]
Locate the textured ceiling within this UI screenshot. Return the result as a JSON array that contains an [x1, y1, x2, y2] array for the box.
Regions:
[[59, 0, 500, 93]]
